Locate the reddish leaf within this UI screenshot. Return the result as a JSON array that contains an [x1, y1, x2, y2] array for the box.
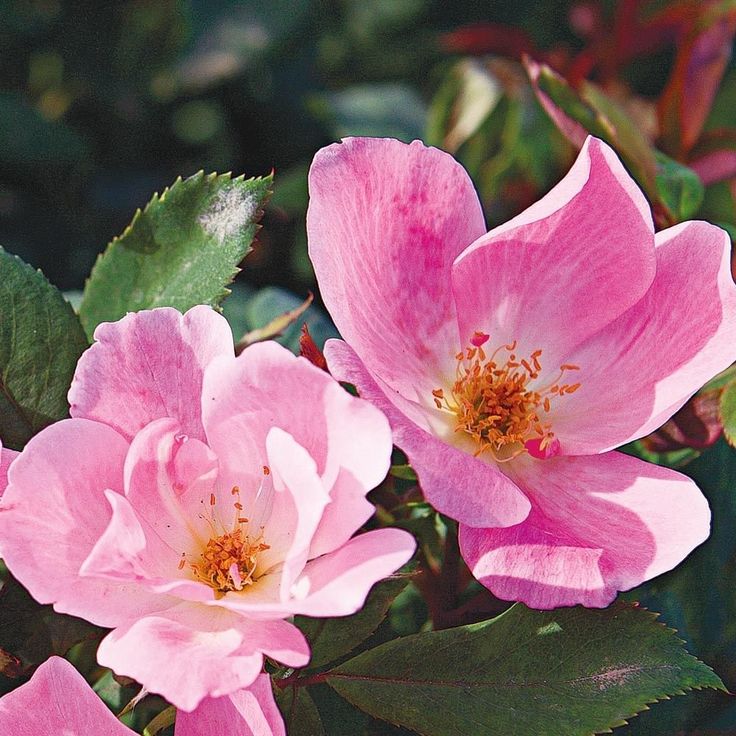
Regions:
[[440, 23, 537, 60], [525, 58, 665, 221], [659, 3, 736, 156], [299, 324, 327, 371], [642, 389, 723, 452], [525, 58, 598, 147], [690, 129, 736, 184], [0, 647, 22, 678], [690, 149, 736, 185]]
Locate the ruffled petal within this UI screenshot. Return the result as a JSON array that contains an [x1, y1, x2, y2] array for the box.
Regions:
[[203, 342, 393, 558], [460, 451, 710, 609], [69, 306, 234, 442], [201, 343, 333, 492], [0, 657, 135, 736], [310, 380, 392, 557], [0, 419, 171, 627], [175, 674, 285, 736], [289, 528, 415, 617], [308, 137, 487, 398], [124, 417, 219, 562], [263, 427, 331, 600], [325, 339, 531, 528], [552, 221, 736, 454], [80, 490, 150, 581], [451, 137, 656, 367], [97, 605, 309, 712]]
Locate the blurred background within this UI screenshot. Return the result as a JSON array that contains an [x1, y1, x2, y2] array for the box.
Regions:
[[1, 2, 736, 733], [3, 0, 733, 297]]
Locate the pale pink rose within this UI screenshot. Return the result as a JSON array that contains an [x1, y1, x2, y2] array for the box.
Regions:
[[307, 135, 736, 609], [0, 307, 415, 711], [0, 656, 284, 736]]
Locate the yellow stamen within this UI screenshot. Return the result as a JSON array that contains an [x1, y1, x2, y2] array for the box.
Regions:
[[190, 526, 270, 593], [184, 483, 271, 595], [433, 336, 581, 460]]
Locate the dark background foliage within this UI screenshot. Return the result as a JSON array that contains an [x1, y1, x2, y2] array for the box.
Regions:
[[0, 0, 680, 294]]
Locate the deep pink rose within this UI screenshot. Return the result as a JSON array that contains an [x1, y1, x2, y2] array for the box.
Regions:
[[0, 307, 414, 711], [307, 135, 736, 609]]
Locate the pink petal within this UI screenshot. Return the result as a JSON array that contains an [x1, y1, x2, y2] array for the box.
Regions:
[[203, 342, 393, 558], [324, 339, 531, 528], [80, 490, 149, 581], [0, 419, 170, 627], [70, 306, 234, 442], [0, 443, 18, 497], [201, 343, 333, 492], [552, 221, 736, 454], [310, 380, 393, 558], [97, 605, 308, 712], [263, 427, 331, 600], [124, 417, 219, 562], [308, 137, 487, 398], [460, 451, 710, 609], [288, 528, 415, 617], [175, 674, 285, 736], [0, 657, 135, 736], [308, 468, 376, 560], [451, 137, 656, 365]]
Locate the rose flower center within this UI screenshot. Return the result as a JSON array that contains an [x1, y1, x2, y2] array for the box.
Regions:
[[432, 331, 581, 461], [180, 468, 273, 595]]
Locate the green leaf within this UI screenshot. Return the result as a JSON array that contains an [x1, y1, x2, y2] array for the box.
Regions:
[[718, 379, 736, 447], [276, 685, 326, 736], [389, 464, 417, 481], [225, 286, 338, 355], [79, 171, 271, 338], [0, 247, 88, 450], [296, 575, 411, 671], [326, 603, 724, 736], [142, 705, 176, 736], [654, 152, 705, 222]]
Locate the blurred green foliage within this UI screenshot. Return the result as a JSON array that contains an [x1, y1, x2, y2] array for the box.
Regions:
[[0, 0, 644, 293]]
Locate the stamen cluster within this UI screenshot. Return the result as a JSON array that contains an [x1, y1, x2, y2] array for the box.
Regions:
[[186, 478, 271, 595], [191, 525, 269, 593], [433, 332, 580, 460]]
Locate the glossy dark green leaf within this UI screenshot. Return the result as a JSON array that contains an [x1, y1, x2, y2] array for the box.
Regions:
[[79, 171, 271, 338], [0, 247, 88, 450], [327, 603, 723, 736], [296, 575, 411, 671], [276, 685, 325, 736]]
